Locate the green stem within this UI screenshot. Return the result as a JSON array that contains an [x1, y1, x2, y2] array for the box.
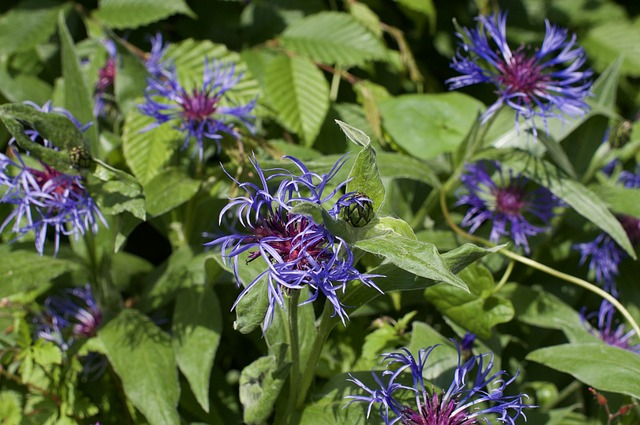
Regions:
[[286, 291, 301, 423], [494, 259, 514, 293], [440, 190, 640, 339], [295, 301, 337, 410], [84, 230, 120, 316]]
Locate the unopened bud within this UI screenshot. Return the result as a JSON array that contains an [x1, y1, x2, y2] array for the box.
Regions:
[[608, 120, 633, 148], [339, 192, 374, 227]]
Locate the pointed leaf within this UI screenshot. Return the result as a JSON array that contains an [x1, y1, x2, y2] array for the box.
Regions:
[[346, 145, 385, 212], [0, 0, 67, 55], [583, 22, 640, 77], [527, 343, 640, 399], [590, 56, 623, 112], [94, 0, 195, 30], [281, 12, 387, 66], [99, 309, 180, 425], [265, 55, 329, 146], [336, 119, 370, 147], [172, 285, 222, 413]]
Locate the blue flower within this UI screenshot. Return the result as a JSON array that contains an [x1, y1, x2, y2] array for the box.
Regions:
[[574, 233, 623, 293], [446, 11, 592, 133], [144, 32, 171, 79], [582, 300, 640, 354], [94, 39, 118, 117], [346, 344, 531, 425], [138, 57, 256, 160], [34, 284, 102, 351], [206, 155, 382, 330], [455, 161, 559, 254]]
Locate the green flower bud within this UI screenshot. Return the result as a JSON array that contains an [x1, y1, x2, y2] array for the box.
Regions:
[[608, 120, 633, 149], [69, 146, 92, 169], [339, 192, 374, 227]]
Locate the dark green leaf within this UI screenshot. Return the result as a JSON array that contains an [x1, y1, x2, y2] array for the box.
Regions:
[[346, 145, 385, 213], [99, 309, 181, 425], [144, 167, 200, 217], [239, 354, 290, 425], [172, 285, 222, 413], [89, 161, 146, 220], [0, 1, 67, 55], [527, 343, 640, 399], [0, 251, 79, 298]]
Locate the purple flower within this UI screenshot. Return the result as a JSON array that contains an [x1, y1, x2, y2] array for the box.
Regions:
[[138, 58, 256, 160], [144, 32, 171, 79], [346, 344, 531, 425], [0, 146, 105, 255], [574, 233, 623, 293], [446, 11, 592, 133], [34, 284, 102, 351], [205, 155, 382, 330], [94, 40, 118, 117], [582, 300, 640, 354], [455, 161, 559, 254]]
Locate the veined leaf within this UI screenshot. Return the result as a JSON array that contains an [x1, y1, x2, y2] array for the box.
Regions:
[[265, 55, 329, 146], [346, 144, 385, 212], [0, 0, 67, 55], [583, 22, 640, 77], [0, 251, 79, 298], [94, 0, 195, 30], [281, 11, 387, 67], [99, 309, 181, 425], [144, 167, 200, 217]]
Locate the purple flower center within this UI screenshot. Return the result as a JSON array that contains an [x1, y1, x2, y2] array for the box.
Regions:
[[181, 88, 219, 123], [496, 50, 549, 103], [30, 163, 84, 198], [402, 393, 474, 425], [620, 215, 640, 245], [96, 58, 116, 92], [494, 186, 526, 216]]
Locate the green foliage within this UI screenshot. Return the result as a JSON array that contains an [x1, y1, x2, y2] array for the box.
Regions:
[[94, 0, 195, 30]]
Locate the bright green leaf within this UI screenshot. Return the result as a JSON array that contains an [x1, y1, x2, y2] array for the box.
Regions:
[[239, 354, 290, 424], [89, 161, 146, 220], [144, 167, 200, 217], [99, 309, 181, 425], [265, 54, 329, 146], [0, 251, 79, 298], [94, 0, 195, 30], [0, 0, 67, 55], [583, 22, 640, 77], [346, 145, 385, 212], [281, 12, 387, 66]]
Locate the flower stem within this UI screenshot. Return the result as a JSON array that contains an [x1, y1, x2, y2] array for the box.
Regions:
[[286, 291, 301, 423], [494, 259, 515, 293], [440, 190, 640, 338]]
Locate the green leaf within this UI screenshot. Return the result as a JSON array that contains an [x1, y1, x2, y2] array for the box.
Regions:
[[354, 234, 468, 291], [379, 93, 485, 160], [144, 167, 200, 217], [424, 264, 514, 339], [0, 391, 22, 425], [265, 55, 330, 146], [172, 285, 222, 413], [527, 343, 640, 399], [89, 161, 146, 220], [280, 11, 387, 66], [99, 309, 181, 425], [0, 251, 79, 298], [593, 182, 640, 218], [0, 59, 53, 104], [94, 0, 196, 30], [121, 109, 181, 185], [346, 145, 385, 212], [58, 12, 99, 154], [239, 354, 290, 425], [335, 119, 370, 147], [590, 56, 623, 113], [377, 151, 442, 188], [583, 22, 640, 77], [0, 0, 67, 55]]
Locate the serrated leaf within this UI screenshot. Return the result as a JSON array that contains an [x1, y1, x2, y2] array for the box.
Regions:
[[281, 11, 387, 66], [99, 309, 181, 425], [122, 109, 180, 185], [94, 0, 195, 30], [144, 167, 200, 217], [424, 264, 514, 339], [583, 22, 640, 77], [527, 343, 640, 399], [346, 145, 385, 212], [58, 12, 99, 153], [0, 251, 79, 298], [380, 93, 485, 160], [354, 235, 468, 291], [172, 285, 222, 413], [265, 55, 329, 146], [0, 0, 67, 55]]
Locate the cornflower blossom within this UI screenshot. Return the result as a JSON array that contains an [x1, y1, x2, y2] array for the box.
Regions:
[[138, 57, 256, 160], [346, 344, 531, 425], [0, 104, 105, 255], [144, 32, 171, 79], [35, 284, 102, 352], [206, 155, 382, 330], [455, 161, 559, 254], [581, 300, 640, 354], [94, 40, 118, 117], [446, 11, 592, 133]]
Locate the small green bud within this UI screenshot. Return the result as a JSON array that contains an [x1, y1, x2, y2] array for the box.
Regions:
[[69, 146, 92, 169], [608, 120, 633, 149], [339, 192, 374, 227]]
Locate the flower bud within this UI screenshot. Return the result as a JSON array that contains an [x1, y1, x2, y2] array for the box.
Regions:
[[339, 192, 374, 227]]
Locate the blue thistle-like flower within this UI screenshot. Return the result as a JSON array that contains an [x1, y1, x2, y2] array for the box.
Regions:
[[138, 57, 256, 160], [582, 300, 640, 354], [455, 161, 559, 254], [346, 344, 531, 425], [446, 11, 592, 133], [145, 32, 171, 79], [34, 284, 102, 351], [94, 39, 118, 117], [206, 155, 382, 330]]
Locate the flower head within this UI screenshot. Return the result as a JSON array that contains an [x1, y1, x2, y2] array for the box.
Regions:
[[455, 161, 559, 253], [346, 344, 531, 425], [94, 39, 118, 117], [206, 155, 381, 329], [34, 284, 102, 351], [138, 58, 256, 160], [447, 11, 592, 133], [582, 300, 640, 354], [145, 32, 171, 78]]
